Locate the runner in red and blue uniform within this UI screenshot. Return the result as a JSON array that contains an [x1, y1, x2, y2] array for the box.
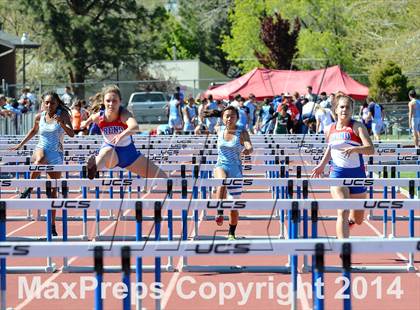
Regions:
[[81, 85, 167, 179], [311, 94, 374, 239]]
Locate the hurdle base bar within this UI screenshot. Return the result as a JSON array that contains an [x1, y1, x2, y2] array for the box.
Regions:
[[4, 216, 35, 221], [203, 214, 281, 221], [38, 215, 116, 222], [6, 235, 90, 242], [367, 214, 420, 221], [95, 234, 182, 242], [119, 215, 194, 222], [302, 264, 416, 273], [62, 264, 174, 273], [7, 263, 57, 274], [182, 264, 291, 273]]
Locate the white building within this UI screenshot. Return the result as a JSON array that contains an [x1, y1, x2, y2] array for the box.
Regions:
[[148, 59, 229, 97]]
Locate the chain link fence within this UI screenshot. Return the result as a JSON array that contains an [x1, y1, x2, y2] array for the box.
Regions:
[[1, 78, 230, 105]]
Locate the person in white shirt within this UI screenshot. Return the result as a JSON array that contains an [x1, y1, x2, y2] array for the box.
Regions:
[[315, 104, 335, 133], [61, 86, 74, 108], [367, 99, 384, 140]]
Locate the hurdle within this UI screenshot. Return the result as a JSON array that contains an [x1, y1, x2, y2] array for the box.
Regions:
[[1, 195, 419, 273], [0, 239, 419, 310]]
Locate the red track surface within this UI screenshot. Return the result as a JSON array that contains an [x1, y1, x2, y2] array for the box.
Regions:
[[3, 175, 420, 309]]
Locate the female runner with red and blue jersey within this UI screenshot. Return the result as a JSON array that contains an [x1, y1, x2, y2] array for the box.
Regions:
[[81, 85, 167, 179], [311, 95, 374, 239]]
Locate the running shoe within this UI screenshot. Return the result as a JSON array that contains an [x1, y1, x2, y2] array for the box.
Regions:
[[215, 214, 224, 226], [227, 234, 236, 241], [87, 155, 97, 180], [51, 225, 58, 237], [348, 219, 356, 229], [19, 187, 33, 198]]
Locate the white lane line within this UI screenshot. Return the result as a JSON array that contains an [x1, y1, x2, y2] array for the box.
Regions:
[[14, 256, 78, 310], [161, 210, 204, 309], [13, 189, 142, 309], [364, 220, 417, 269], [298, 274, 311, 310], [6, 221, 35, 237]]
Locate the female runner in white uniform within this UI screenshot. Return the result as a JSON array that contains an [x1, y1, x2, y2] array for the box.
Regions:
[[311, 95, 374, 239]]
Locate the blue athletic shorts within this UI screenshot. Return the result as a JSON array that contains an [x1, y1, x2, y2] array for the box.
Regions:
[[38, 148, 63, 165], [183, 122, 195, 132], [101, 142, 141, 168], [215, 163, 243, 198], [412, 118, 420, 132], [330, 166, 367, 194]]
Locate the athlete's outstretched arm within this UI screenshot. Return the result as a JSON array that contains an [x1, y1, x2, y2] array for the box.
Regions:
[[80, 112, 99, 130], [9, 113, 41, 150]]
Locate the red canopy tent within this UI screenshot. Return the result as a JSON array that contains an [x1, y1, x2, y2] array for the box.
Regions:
[[205, 65, 369, 101]]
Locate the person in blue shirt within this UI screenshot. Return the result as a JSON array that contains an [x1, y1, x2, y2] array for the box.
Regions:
[[204, 95, 219, 133], [167, 93, 184, 134], [257, 99, 275, 134], [367, 99, 385, 141], [235, 96, 250, 130], [183, 97, 198, 134], [244, 94, 257, 133]]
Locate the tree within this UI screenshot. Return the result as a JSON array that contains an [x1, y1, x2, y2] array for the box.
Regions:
[[156, 0, 235, 76], [221, 0, 267, 72], [255, 12, 300, 69], [20, 0, 167, 97], [222, 0, 357, 73], [369, 61, 409, 102]]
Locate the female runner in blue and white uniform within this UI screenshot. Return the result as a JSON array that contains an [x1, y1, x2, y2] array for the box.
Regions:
[[183, 97, 197, 134], [212, 106, 253, 240], [10, 92, 74, 236], [167, 93, 184, 135], [311, 95, 374, 239], [81, 85, 167, 179]]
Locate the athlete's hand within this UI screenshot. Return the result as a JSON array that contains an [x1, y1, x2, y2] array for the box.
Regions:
[[53, 114, 64, 125], [311, 164, 325, 178], [8, 144, 21, 151], [242, 148, 252, 155], [343, 147, 356, 158], [109, 134, 122, 145]]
